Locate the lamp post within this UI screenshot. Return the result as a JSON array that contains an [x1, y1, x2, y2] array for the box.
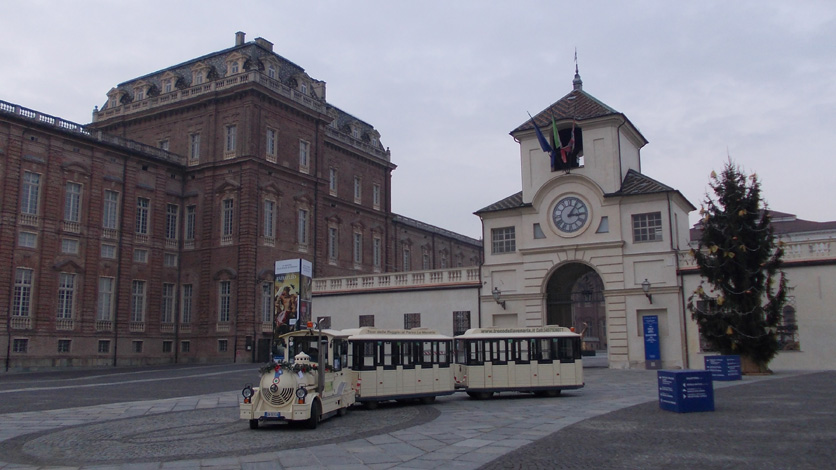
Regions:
[[642, 279, 653, 304], [492, 287, 506, 310]]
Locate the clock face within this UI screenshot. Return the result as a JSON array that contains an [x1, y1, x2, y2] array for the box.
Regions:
[[552, 196, 589, 233]]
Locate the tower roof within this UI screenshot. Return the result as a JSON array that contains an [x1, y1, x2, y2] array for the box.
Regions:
[[511, 74, 646, 145]]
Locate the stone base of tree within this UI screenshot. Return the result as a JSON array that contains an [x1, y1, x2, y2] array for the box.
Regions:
[[741, 355, 773, 375]]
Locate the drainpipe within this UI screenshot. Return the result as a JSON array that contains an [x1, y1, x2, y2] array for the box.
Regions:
[[112, 147, 129, 367]]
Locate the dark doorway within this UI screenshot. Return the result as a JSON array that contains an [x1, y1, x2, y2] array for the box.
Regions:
[[546, 263, 607, 353]]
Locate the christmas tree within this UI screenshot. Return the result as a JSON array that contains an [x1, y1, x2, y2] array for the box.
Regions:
[[687, 161, 787, 374]]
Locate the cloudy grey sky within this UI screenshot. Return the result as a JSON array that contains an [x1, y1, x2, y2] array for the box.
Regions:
[[2, 1, 834, 240]]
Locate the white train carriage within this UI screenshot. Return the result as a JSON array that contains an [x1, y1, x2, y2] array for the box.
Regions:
[[454, 326, 584, 399], [240, 325, 355, 429], [343, 327, 455, 408]]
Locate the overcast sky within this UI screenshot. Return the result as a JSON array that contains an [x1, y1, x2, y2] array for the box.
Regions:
[[2, 1, 834, 240]]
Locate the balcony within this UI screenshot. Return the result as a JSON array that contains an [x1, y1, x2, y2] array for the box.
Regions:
[[19, 213, 40, 227], [56, 319, 74, 331], [102, 228, 119, 240], [62, 221, 81, 233], [313, 267, 481, 294], [216, 322, 231, 333], [11, 316, 31, 330], [129, 321, 145, 333], [160, 323, 175, 334], [95, 320, 113, 332]]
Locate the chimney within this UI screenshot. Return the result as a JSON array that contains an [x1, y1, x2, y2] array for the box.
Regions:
[[235, 31, 246, 46], [254, 37, 273, 52]]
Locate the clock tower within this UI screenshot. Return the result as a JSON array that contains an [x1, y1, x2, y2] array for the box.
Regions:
[[476, 71, 695, 369]]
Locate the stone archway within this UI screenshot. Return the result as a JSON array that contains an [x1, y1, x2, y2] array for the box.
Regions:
[[546, 263, 607, 354]]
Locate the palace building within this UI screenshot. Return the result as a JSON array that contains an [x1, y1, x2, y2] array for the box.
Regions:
[[1, 32, 481, 371]]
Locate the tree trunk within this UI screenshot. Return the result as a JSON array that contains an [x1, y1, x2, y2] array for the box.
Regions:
[[741, 355, 772, 375]]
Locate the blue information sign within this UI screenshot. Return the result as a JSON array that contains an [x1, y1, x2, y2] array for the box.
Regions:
[[658, 370, 715, 413], [704, 355, 742, 381], [643, 315, 660, 361]]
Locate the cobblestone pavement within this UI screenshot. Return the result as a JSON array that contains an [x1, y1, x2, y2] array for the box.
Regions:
[[480, 371, 836, 470], [0, 368, 824, 469]]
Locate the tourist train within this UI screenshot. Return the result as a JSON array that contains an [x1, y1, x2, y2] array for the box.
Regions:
[[239, 323, 584, 429]]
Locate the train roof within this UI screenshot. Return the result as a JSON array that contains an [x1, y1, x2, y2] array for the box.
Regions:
[[341, 327, 451, 341], [279, 328, 348, 339], [455, 326, 579, 339]]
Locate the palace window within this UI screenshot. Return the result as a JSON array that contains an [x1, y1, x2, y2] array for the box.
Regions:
[[219, 281, 231, 322], [404, 313, 421, 330], [299, 140, 310, 173], [101, 243, 116, 259], [329, 168, 337, 195], [131, 280, 146, 322], [18, 231, 36, 248], [185, 205, 196, 243], [162, 283, 175, 324], [57, 273, 76, 320], [328, 227, 339, 262], [165, 204, 179, 241], [135, 198, 150, 235], [189, 133, 201, 164], [164, 253, 178, 267], [181, 284, 193, 324], [13, 339, 28, 353], [453, 311, 471, 336], [64, 182, 82, 223], [373, 184, 381, 210], [353, 232, 363, 266], [221, 199, 234, 242], [491, 227, 516, 254], [13, 268, 33, 318], [297, 209, 309, 246], [402, 246, 411, 271], [97, 277, 114, 321], [263, 200, 275, 239], [225, 125, 237, 157], [359, 315, 375, 327], [266, 128, 277, 161], [58, 339, 71, 353], [98, 340, 110, 354], [373, 236, 382, 271], [632, 212, 663, 242], [61, 238, 79, 255], [133, 249, 148, 263], [21, 171, 40, 216], [354, 176, 362, 203], [103, 190, 119, 230], [261, 282, 274, 323]]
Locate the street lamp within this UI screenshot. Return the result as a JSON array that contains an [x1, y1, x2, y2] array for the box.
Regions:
[[641, 279, 653, 304], [492, 287, 506, 310]]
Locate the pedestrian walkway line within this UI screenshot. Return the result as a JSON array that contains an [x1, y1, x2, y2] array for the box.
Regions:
[[0, 369, 246, 394]]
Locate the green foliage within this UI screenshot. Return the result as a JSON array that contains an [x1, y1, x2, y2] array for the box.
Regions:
[[687, 162, 787, 369]]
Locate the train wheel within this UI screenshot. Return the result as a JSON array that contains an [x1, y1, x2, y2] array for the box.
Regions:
[[306, 400, 321, 429], [546, 390, 561, 397], [338, 406, 348, 417], [467, 391, 492, 400], [420, 396, 436, 404], [249, 419, 259, 429], [364, 400, 378, 410]]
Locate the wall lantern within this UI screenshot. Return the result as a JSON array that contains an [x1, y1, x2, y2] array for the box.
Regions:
[[641, 279, 653, 304], [492, 287, 506, 310]]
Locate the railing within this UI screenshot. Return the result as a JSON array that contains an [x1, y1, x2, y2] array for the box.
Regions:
[[129, 321, 145, 333], [180, 324, 192, 334], [19, 213, 39, 227], [62, 221, 81, 233], [216, 322, 230, 333], [165, 239, 178, 249], [261, 322, 273, 333], [95, 320, 113, 332], [56, 319, 74, 331], [313, 267, 481, 294], [135, 234, 149, 244], [0, 99, 185, 165], [678, 239, 835, 269], [10, 316, 31, 329], [93, 71, 326, 122], [160, 323, 175, 334], [102, 228, 119, 240]]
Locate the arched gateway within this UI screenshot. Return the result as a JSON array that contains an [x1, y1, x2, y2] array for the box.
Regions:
[[546, 263, 607, 355]]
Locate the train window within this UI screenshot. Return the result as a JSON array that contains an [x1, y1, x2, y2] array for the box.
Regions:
[[486, 339, 508, 365], [333, 339, 347, 371], [401, 341, 416, 369], [422, 341, 434, 365], [360, 342, 375, 369], [383, 341, 394, 369], [559, 337, 581, 363], [468, 340, 484, 365], [438, 341, 449, 367], [455, 339, 467, 364], [511, 339, 530, 364], [539, 339, 554, 363]]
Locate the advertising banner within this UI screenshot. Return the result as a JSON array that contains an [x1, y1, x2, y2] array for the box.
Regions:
[[273, 259, 313, 340]]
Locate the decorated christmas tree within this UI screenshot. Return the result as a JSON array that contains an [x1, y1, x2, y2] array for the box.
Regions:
[[687, 161, 787, 374]]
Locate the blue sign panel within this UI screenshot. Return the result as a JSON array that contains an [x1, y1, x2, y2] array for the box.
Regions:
[[704, 355, 742, 381], [658, 370, 715, 413], [643, 315, 660, 361]]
